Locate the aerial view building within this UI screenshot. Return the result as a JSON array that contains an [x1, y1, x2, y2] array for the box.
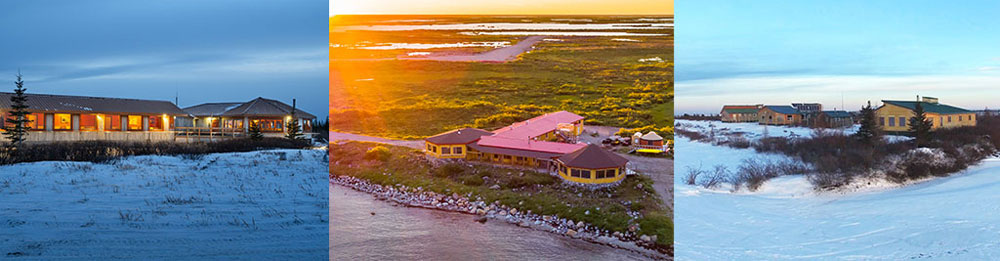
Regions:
[[424, 111, 629, 185]]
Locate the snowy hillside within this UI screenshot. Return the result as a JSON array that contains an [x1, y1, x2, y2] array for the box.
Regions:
[[676, 120, 912, 143], [0, 149, 328, 259], [675, 136, 1000, 259]]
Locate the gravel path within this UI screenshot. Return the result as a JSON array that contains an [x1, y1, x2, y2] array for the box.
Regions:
[[399, 36, 547, 62], [329, 131, 423, 149]]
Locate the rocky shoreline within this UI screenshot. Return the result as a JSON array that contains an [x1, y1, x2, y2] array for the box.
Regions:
[[331, 175, 672, 260]]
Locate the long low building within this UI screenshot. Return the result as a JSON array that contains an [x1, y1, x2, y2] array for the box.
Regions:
[[1, 93, 317, 142], [877, 97, 976, 133], [180, 97, 316, 139], [0, 92, 188, 142], [425, 111, 628, 185]]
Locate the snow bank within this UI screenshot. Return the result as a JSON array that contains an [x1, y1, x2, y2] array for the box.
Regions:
[[675, 131, 1000, 259], [0, 149, 328, 259]]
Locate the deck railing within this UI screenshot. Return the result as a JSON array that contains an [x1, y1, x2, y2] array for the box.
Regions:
[[172, 127, 246, 138]]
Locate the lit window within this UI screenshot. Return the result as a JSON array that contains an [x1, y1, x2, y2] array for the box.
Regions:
[[79, 114, 98, 131], [105, 115, 121, 131], [149, 116, 164, 131], [25, 113, 44, 130], [127, 115, 143, 131], [54, 113, 72, 130]]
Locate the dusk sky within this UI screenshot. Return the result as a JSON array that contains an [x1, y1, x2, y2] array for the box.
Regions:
[[330, 0, 672, 15], [676, 0, 1000, 114], [0, 0, 328, 118]]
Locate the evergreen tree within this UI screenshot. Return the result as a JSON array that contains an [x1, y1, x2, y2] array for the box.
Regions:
[[248, 121, 263, 140], [4, 73, 30, 147], [285, 100, 304, 140], [908, 102, 933, 147], [855, 101, 881, 145]]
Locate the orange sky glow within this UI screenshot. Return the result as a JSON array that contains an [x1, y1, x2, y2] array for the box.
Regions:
[[329, 0, 672, 15]]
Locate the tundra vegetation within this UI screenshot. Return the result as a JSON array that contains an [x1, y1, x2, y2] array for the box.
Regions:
[[680, 114, 1000, 191], [330, 17, 672, 139], [330, 141, 673, 248]]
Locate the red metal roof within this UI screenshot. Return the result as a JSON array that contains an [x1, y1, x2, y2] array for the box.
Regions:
[[492, 111, 583, 139], [477, 135, 586, 154]]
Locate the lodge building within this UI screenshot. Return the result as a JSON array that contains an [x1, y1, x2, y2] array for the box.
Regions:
[[0, 92, 188, 142], [0, 93, 316, 142], [424, 111, 629, 185], [720, 105, 761, 122], [181, 97, 316, 139], [876, 97, 976, 133]]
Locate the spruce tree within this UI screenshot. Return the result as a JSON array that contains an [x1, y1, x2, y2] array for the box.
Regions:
[[248, 121, 264, 140], [4, 73, 30, 147], [855, 101, 881, 145], [908, 102, 933, 147], [285, 101, 304, 140]]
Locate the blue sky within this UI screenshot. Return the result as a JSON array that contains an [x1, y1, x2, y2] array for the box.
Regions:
[[676, 0, 1000, 114], [0, 0, 328, 118]]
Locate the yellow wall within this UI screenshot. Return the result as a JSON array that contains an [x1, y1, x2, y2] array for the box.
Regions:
[[557, 164, 625, 184], [876, 103, 976, 132], [425, 141, 467, 159]]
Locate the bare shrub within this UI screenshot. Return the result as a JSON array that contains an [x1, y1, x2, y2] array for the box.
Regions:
[[701, 165, 729, 189], [684, 165, 703, 185]]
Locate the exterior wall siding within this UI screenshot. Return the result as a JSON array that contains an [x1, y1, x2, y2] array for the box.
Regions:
[[557, 164, 624, 184], [876, 103, 976, 132]]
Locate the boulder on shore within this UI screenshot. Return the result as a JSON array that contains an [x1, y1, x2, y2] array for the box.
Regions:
[[475, 216, 488, 223]]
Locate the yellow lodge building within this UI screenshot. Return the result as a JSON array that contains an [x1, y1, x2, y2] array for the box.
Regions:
[[876, 97, 976, 133]]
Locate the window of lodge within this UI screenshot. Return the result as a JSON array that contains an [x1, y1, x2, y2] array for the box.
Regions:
[[454, 147, 463, 154], [54, 113, 72, 130], [26, 113, 44, 130], [79, 114, 98, 131], [571, 169, 580, 178], [441, 147, 451, 154], [104, 115, 121, 131], [127, 115, 143, 131], [581, 170, 591, 179], [149, 116, 164, 131]]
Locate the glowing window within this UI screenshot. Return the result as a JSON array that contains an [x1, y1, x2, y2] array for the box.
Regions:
[[149, 116, 164, 131], [79, 114, 98, 131], [54, 114, 72, 130], [104, 115, 121, 131], [127, 115, 143, 131]]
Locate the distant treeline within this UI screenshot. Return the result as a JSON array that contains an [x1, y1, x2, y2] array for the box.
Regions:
[[676, 114, 720, 121]]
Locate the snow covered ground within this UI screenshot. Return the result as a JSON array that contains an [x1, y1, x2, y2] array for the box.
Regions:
[[675, 136, 1000, 259], [0, 149, 328, 259], [675, 119, 913, 143]]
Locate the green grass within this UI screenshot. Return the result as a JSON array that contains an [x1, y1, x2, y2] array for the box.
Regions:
[[330, 19, 673, 139], [331, 141, 673, 247]]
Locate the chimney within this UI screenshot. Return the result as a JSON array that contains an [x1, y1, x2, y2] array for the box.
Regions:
[[922, 96, 939, 104]]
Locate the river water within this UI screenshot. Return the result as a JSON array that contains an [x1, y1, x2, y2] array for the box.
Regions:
[[329, 184, 656, 260]]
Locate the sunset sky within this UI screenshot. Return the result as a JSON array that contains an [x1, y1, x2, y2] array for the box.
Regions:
[[677, 0, 1000, 114], [330, 0, 672, 15]]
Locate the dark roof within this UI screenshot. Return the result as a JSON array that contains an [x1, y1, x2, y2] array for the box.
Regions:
[[182, 102, 243, 117], [425, 128, 493, 145], [184, 97, 316, 119], [557, 144, 629, 169], [721, 105, 759, 114], [763, 105, 800, 115], [722, 108, 758, 114], [467, 143, 565, 159], [0, 92, 188, 115], [881, 100, 973, 115], [822, 110, 852, 118]]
